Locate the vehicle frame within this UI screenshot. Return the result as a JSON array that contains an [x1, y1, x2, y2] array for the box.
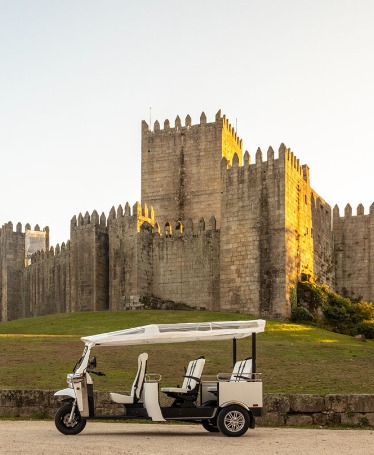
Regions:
[[54, 319, 266, 437]]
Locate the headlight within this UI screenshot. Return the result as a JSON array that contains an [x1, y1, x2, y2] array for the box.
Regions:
[[66, 373, 83, 388]]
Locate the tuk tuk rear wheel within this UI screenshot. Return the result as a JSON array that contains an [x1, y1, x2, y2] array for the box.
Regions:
[[55, 403, 87, 435], [217, 405, 249, 437]]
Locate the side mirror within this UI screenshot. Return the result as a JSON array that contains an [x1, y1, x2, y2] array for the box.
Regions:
[[89, 356, 97, 369]]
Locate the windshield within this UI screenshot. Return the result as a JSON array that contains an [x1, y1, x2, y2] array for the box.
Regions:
[[72, 345, 89, 372]]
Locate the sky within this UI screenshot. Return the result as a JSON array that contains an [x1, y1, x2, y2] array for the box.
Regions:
[[1, 0, 374, 246]]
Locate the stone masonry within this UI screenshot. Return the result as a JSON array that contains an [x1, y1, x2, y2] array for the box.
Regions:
[[0, 110, 373, 321]]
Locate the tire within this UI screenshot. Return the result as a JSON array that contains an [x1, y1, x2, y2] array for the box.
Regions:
[[217, 405, 250, 437], [202, 419, 220, 432], [55, 403, 87, 435]]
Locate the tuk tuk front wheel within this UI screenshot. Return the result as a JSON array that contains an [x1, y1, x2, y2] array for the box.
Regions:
[[55, 403, 87, 435], [217, 405, 250, 437]]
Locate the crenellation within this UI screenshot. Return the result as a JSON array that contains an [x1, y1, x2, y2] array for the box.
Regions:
[[141, 120, 149, 133], [134, 201, 142, 217], [267, 146, 274, 161], [232, 153, 239, 167], [117, 205, 123, 218], [345, 204, 352, 217], [108, 206, 116, 220], [357, 204, 365, 216], [124, 202, 131, 216], [243, 150, 250, 166], [256, 147, 262, 164], [153, 222, 161, 235], [198, 217, 205, 231], [91, 210, 99, 224]]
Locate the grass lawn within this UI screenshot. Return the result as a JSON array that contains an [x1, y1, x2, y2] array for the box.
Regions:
[[0, 310, 373, 394]]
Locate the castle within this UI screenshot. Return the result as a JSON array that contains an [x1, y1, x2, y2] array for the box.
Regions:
[[1, 110, 373, 322]]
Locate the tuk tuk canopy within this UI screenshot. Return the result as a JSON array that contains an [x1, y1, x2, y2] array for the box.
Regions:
[[81, 319, 266, 347]]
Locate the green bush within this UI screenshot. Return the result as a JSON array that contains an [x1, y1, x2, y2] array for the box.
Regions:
[[352, 321, 374, 339], [291, 306, 314, 323], [296, 281, 374, 337]]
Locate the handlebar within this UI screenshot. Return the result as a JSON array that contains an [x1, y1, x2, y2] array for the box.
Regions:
[[87, 369, 106, 376]]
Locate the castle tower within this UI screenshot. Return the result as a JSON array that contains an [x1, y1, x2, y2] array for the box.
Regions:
[[0, 222, 49, 321], [69, 211, 109, 312], [141, 110, 242, 229], [107, 202, 154, 311], [219, 144, 331, 318], [333, 203, 374, 302]]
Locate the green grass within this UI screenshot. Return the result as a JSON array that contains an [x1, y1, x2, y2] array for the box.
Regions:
[[1, 310, 373, 394]]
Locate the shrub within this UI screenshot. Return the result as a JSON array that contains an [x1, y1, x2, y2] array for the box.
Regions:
[[291, 306, 314, 323], [296, 281, 374, 337], [352, 321, 374, 339]]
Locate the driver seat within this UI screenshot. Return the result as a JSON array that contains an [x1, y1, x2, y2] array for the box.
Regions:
[[110, 352, 148, 404]]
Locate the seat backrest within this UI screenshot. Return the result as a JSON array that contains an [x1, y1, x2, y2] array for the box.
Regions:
[[230, 358, 252, 382], [181, 356, 205, 391], [130, 352, 148, 401]]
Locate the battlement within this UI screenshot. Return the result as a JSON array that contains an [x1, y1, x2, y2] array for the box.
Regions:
[[222, 142, 310, 184], [333, 202, 374, 218], [70, 210, 107, 229], [151, 216, 218, 238], [0, 222, 49, 237], [29, 241, 70, 264], [142, 109, 242, 148]]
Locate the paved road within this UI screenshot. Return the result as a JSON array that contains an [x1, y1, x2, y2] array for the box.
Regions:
[[2, 421, 374, 455]]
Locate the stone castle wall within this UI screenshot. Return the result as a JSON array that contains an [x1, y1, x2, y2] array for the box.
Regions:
[[333, 203, 374, 302], [0, 110, 373, 321], [150, 217, 221, 311]]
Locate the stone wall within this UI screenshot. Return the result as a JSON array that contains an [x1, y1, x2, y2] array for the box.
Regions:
[[333, 203, 374, 302], [1, 390, 373, 427], [1, 110, 374, 322]]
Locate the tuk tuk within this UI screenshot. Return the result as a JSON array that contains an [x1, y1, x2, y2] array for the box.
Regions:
[[54, 319, 266, 437]]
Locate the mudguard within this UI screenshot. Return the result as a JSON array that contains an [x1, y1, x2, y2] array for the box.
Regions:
[[54, 388, 76, 399]]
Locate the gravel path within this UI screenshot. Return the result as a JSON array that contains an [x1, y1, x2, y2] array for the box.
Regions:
[[2, 421, 374, 455]]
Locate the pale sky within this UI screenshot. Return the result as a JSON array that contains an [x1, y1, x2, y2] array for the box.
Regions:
[[1, 0, 374, 246]]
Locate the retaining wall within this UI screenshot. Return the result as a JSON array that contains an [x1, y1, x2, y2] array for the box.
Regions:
[[0, 390, 373, 427]]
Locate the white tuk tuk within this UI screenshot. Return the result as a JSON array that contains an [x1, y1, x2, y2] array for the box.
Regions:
[[54, 319, 266, 437]]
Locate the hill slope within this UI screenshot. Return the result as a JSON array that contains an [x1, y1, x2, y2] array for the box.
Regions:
[[0, 310, 373, 394]]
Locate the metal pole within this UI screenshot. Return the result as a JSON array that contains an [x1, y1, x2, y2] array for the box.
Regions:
[[232, 338, 237, 367], [252, 333, 257, 373]]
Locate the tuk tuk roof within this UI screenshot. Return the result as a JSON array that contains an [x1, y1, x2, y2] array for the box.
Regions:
[[81, 319, 266, 347]]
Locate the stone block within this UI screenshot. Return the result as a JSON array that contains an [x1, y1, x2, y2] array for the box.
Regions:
[[257, 412, 286, 426], [347, 394, 374, 413], [289, 394, 324, 412], [324, 394, 348, 412], [286, 413, 313, 426], [264, 393, 291, 414]]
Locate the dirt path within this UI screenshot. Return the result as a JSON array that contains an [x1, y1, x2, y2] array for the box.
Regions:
[[2, 421, 374, 455]]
